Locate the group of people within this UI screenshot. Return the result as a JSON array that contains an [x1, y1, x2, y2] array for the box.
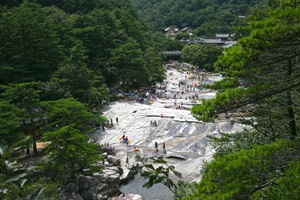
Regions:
[[121, 134, 129, 145], [155, 141, 166, 154], [150, 120, 158, 127]]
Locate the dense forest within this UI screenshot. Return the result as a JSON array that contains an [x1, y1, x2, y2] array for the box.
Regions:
[[130, 0, 264, 36], [1, 0, 300, 199], [0, 0, 166, 199]]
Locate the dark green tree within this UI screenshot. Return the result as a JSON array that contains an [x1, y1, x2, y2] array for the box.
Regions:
[[0, 101, 25, 145], [41, 98, 99, 134], [181, 44, 223, 71], [110, 41, 147, 88], [182, 140, 300, 199], [143, 47, 166, 84], [0, 0, 23, 7], [52, 63, 110, 109], [1, 82, 45, 154], [0, 3, 64, 84], [161, 38, 184, 51], [42, 125, 102, 181]]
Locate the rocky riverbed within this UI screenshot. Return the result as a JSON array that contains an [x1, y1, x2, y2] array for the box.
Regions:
[[90, 63, 249, 199]]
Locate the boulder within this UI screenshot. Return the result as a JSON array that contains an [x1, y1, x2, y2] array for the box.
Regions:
[[107, 155, 120, 166], [76, 176, 94, 190], [99, 185, 121, 196], [59, 165, 123, 200], [82, 169, 92, 176], [79, 188, 98, 200], [60, 183, 83, 200], [61, 192, 83, 200], [101, 167, 121, 183], [102, 152, 108, 158], [65, 183, 79, 194], [101, 146, 116, 156], [92, 166, 121, 196], [166, 152, 187, 160]]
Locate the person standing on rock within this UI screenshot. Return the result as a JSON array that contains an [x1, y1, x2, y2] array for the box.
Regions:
[[110, 118, 113, 126], [126, 155, 129, 167], [116, 117, 119, 124], [155, 141, 158, 153], [163, 143, 166, 154]]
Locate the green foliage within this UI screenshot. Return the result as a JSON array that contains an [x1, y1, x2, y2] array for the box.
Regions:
[[1, 82, 45, 154], [208, 131, 271, 157], [143, 47, 166, 83], [0, 137, 43, 199], [192, 84, 270, 121], [149, 33, 184, 52], [0, 0, 166, 93], [209, 77, 240, 91], [0, 3, 64, 84], [0, 100, 25, 145], [253, 159, 300, 199], [110, 41, 148, 88], [41, 98, 98, 134], [181, 44, 223, 71], [52, 63, 110, 108], [38, 80, 72, 101], [42, 125, 103, 181], [182, 140, 300, 199], [23, 178, 60, 200]]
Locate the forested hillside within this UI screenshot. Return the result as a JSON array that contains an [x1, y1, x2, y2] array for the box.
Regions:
[[131, 0, 264, 36], [0, 0, 166, 92], [0, 1, 166, 198]]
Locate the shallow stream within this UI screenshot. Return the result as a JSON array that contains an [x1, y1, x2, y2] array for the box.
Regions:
[[120, 173, 174, 200]]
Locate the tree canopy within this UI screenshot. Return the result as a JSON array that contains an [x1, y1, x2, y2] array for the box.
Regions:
[[181, 44, 223, 71], [182, 140, 300, 199]]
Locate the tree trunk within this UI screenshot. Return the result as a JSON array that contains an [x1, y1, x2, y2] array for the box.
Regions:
[[286, 90, 296, 139], [32, 129, 38, 153], [286, 59, 297, 139], [23, 120, 30, 155], [26, 147, 30, 155], [30, 117, 38, 154]]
